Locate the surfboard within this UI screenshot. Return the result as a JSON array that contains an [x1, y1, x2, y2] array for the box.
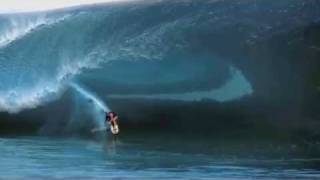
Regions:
[[110, 124, 120, 135]]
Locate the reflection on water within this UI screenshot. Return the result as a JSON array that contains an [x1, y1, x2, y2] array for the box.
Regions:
[[0, 135, 320, 180], [104, 135, 120, 155]]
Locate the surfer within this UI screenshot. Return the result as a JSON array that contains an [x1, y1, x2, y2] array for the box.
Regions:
[[91, 111, 120, 134], [106, 111, 120, 134]]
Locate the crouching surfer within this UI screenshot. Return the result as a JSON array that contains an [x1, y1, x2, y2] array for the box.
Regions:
[[91, 111, 120, 135], [106, 111, 120, 135]]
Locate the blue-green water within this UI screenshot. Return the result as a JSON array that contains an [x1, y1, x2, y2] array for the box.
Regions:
[[1, 135, 320, 180], [1, 0, 320, 179]]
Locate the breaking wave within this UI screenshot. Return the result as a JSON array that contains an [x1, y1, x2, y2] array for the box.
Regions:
[[0, 0, 318, 127]]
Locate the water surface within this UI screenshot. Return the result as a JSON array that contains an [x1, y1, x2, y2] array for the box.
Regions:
[[1, 135, 320, 180]]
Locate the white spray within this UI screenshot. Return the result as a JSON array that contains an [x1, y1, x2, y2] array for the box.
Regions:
[[69, 82, 110, 128]]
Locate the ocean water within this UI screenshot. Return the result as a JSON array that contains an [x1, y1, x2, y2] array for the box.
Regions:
[[1, 0, 320, 179], [0, 0, 319, 114], [0, 134, 320, 180]]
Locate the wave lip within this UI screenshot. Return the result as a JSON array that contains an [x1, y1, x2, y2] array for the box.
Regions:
[[0, 13, 106, 114], [0, 15, 70, 48], [0, 0, 135, 14]]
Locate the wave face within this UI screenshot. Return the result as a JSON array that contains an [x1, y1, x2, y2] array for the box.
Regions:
[[0, 0, 320, 137]]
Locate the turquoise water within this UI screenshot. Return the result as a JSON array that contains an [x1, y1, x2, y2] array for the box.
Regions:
[[0, 1, 320, 179], [1, 135, 320, 180]]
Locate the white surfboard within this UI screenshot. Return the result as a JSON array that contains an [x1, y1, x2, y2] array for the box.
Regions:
[[110, 124, 120, 135]]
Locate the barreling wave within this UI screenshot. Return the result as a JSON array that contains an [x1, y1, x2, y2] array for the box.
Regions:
[[0, 0, 319, 116]]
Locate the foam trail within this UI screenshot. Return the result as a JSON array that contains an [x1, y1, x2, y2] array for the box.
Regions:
[[69, 82, 109, 113]]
